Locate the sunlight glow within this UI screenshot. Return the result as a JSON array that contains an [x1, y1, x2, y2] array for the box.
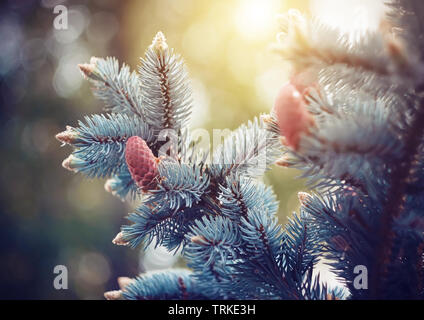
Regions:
[[235, 0, 279, 40]]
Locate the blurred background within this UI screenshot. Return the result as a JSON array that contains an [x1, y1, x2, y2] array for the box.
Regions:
[[0, 0, 386, 299]]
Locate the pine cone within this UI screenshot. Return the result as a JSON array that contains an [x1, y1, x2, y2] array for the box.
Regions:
[[125, 136, 158, 192], [273, 82, 315, 151]]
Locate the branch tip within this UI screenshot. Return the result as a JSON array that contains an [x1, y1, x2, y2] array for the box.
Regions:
[[55, 127, 78, 145], [112, 232, 129, 246], [191, 235, 207, 246], [62, 155, 79, 173], [151, 31, 168, 54], [104, 290, 122, 300], [298, 192, 311, 206], [117, 277, 134, 290]]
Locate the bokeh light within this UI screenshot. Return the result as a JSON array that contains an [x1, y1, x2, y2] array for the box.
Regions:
[[235, 0, 280, 40]]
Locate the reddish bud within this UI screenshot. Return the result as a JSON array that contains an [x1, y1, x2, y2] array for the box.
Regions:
[[78, 63, 95, 78], [191, 235, 208, 246], [298, 192, 312, 207], [61, 154, 82, 173], [117, 277, 134, 290], [78, 57, 101, 80], [104, 179, 114, 194], [56, 126, 78, 145], [275, 156, 291, 168], [104, 290, 122, 300], [112, 232, 128, 246]]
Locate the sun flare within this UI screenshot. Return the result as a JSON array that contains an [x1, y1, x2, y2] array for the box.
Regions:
[[235, 0, 279, 40]]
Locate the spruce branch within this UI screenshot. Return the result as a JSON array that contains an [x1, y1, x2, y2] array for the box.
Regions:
[[274, 9, 420, 98], [57, 113, 154, 178], [104, 165, 138, 200], [153, 159, 210, 210], [218, 175, 279, 222], [274, 10, 407, 76], [186, 216, 240, 268], [371, 95, 424, 298], [273, 85, 402, 198], [79, 57, 145, 119], [299, 192, 376, 298], [123, 269, 216, 300], [210, 117, 281, 179], [139, 32, 193, 133]]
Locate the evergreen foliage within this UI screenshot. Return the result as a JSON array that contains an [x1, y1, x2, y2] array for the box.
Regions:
[[57, 1, 424, 300]]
